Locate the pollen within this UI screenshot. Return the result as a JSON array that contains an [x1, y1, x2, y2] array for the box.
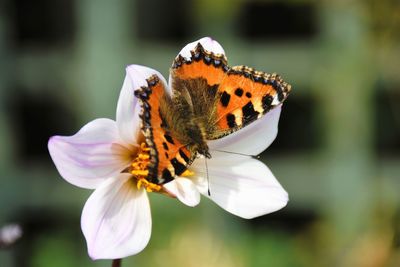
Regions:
[[181, 169, 194, 177], [137, 178, 162, 192], [130, 142, 162, 193], [131, 169, 148, 177]]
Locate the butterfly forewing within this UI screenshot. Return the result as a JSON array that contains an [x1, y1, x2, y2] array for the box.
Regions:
[[211, 66, 291, 139], [170, 43, 292, 141], [134, 75, 192, 185]]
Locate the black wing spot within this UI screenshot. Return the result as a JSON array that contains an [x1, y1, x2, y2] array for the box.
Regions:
[[162, 142, 169, 151], [220, 91, 231, 107], [179, 149, 190, 164], [242, 101, 260, 125], [164, 134, 175, 144], [235, 88, 244, 97], [171, 158, 186, 176], [245, 92, 252, 98], [226, 113, 236, 128], [162, 169, 174, 183], [262, 95, 274, 111]]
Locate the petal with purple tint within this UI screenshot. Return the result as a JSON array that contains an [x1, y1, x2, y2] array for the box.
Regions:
[[116, 65, 169, 145], [208, 106, 282, 156], [81, 174, 151, 260], [190, 152, 288, 219], [48, 118, 132, 189]]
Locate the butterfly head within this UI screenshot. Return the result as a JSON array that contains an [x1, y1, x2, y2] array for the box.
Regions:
[[191, 142, 211, 159], [201, 148, 212, 159]]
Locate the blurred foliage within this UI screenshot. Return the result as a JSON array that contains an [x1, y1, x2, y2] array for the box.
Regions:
[[366, 0, 400, 43]]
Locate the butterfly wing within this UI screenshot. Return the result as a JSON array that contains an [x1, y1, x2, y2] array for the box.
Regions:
[[169, 45, 226, 129], [211, 65, 291, 139], [170, 43, 291, 140], [134, 75, 192, 185]]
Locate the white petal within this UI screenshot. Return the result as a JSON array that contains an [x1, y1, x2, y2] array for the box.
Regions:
[[48, 119, 132, 189], [81, 174, 152, 260], [116, 65, 169, 144], [191, 152, 288, 219], [208, 105, 282, 156], [163, 177, 200, 207], [177, 37, 225, 60]]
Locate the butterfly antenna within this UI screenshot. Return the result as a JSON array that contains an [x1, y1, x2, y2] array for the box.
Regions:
[[212, 149, 252, 157], [205, 157, 211, 196]]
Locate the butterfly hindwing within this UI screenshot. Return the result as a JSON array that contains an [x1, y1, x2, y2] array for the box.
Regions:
[[134, 75, 192, 185]]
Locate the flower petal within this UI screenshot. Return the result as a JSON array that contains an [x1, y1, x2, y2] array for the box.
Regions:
[[116, 65, 169, 144], [163, 177, 200, 207], [208, 106, 282, 156], [177, 37, 225, 61], [81, 174, 151, 260], [190, 152, 288, 219], [48, 119, 132, 189]]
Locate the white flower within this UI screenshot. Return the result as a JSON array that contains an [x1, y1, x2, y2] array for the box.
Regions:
[[48, 37, 288, 260]]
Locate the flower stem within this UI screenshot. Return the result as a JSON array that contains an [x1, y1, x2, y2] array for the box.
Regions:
[[112, 259, 122, 267]]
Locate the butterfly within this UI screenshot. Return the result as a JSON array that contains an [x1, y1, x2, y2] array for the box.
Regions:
[[134, 42, 291, 185]]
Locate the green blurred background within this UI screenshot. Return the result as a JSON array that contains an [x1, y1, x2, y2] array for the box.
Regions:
[[0, 0, 399, 266]]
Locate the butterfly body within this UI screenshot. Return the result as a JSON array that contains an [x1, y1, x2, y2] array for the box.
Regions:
[[134, 43, 291, 185]]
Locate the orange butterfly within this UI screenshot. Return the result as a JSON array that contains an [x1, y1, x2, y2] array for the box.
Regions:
[[134, 40, 291, 185]]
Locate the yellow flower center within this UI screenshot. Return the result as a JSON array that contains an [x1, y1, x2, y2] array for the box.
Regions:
[[181, 169, 195, 176], [130, 142, 195, 194], [130, 143, 162, 193]]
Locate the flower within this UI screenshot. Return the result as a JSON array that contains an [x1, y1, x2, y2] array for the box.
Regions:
[[48, 37, 288, 260]]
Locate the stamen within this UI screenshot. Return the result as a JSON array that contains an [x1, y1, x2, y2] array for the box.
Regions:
[[130, 142, 162, 193], [140, 142, 150, 151], [136, 178, 162, 192], [138, 153, 150, 160], [131, 169, 149, 177], [130, 142, 197, 194], [181, 169, 194, 177]]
